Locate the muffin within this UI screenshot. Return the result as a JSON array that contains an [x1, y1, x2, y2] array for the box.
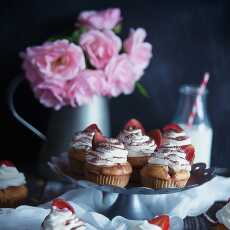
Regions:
[[41, 198, 86, 230], [161, 123, 195, 163], [141, 124, 193, 188], [0, 160, 28, 208], [118, 119, 157, 182], [85, 131, 132, 187], [148, 123, 195, 164], [215, 200, 230, 230], [134, 215, 170, 230], [68, 124, 101, 176]]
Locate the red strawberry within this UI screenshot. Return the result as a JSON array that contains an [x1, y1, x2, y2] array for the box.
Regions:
[[92, 131, 107, 150], [148, 215, 170, 230], [84, 123, 101, 133], [163, 123, 183, 133], [147, 129, 162, 148], [124, 118, 145, 133], [0, 160, 14, 167], [182, 144, 195, 163], [52, 199, 75, 213]]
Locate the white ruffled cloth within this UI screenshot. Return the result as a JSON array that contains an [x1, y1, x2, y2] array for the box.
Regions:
[[0, 176, 230, 229], [0, 204, 182, 230]]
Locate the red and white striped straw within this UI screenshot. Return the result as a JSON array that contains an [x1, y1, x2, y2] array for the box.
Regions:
[[187, 72, 210, 127]]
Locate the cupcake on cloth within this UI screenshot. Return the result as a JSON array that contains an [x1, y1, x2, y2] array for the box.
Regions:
[[141, 124, 194, 188], [0, 160, 28, 208], [85, 131, 132, 187], [118, 119, 157, 182], [68, 124, 101, 176], [134, 215, 170, 230], [216, 200, 230, 230], [41, 198, 86, 230]]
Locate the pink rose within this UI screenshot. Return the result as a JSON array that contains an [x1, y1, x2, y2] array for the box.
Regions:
[[21, 59, 43, 85], [66, 70, 107, 106], [21, 40, 86, 84], [78, 8, 121, 30], [80, 30, 121, 69], [104, 54, 137, 97], [33, 80, 67, 110], [124, 28, 152, 78]]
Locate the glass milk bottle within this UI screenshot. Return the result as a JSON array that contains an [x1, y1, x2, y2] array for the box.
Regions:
[[173, 85, 213, 167]]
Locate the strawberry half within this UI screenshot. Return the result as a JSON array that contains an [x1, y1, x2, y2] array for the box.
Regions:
[[182, 144, 195, 163], [0, 160, 14, 167], [148, 215, 170, 230], [92, 131, 107, 150], [163, 123, 183, 133], [147, 129, 162, 148], [52, 199, 75, 214], [124, 118, 145, 133], [84, 123, 101, 133]]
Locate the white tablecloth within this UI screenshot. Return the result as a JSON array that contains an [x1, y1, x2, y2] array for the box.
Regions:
[[0, 176, 230, 229]]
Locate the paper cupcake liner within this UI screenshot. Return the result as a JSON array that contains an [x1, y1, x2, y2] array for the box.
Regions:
[[0, 185, 28, 208], [141, 176, 189, 189], [215, 224, 228, 230], [0, 199, 23, 208], [86, 172, 130, 188]]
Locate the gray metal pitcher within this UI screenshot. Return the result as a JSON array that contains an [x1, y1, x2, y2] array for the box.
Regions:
[[7, 75, 110, 178]]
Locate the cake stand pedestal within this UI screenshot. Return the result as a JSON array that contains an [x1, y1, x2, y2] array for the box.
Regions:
[[102, 193, 152, 219]]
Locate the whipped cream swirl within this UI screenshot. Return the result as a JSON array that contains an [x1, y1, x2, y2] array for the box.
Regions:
[[42, 207, 86, 230], [118, 128, 157, 157], [71, 131, 95, 150], [148, 147, 191, 172], [133, 221, 161, 230], [216, 202, 230, 229], [0, 164, 26, 189], [86, 138, 128, 166], [163, 129, 191, 147]]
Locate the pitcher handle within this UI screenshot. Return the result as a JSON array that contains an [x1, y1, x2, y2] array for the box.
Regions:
[[7, 75, 47, 141]]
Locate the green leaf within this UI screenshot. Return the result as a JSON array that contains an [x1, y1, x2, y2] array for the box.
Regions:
[[71, 27, 88, 43], [135, 82, 150, 98], [113, 23, 122, 34], [46, 26, 88, 43], [47, 35, 67, 41], [71, 31, 80, 43]]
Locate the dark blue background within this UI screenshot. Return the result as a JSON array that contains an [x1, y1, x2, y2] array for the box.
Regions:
[[1, 0, 230, 171]]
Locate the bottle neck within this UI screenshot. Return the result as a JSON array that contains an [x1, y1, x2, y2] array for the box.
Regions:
[[174, 85, 210, 126]]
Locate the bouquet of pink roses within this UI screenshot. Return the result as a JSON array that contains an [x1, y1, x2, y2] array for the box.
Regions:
[[21, 8, 152, 110]]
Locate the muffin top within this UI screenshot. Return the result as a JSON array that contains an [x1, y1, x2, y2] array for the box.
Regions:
[[0, 160, 26, 189], [216, 200, 230, 229], [148, 148, 191, 172], [42, 199, 86, 230], [86, 132, 128, 166], [162, 124, 191, 148], [147, 124, 195, 172], [118, 119, 156, 157], [70, 124, 101, 151]]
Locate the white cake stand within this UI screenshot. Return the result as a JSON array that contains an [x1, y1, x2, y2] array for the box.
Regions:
[[48, 153, 216, 220]]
